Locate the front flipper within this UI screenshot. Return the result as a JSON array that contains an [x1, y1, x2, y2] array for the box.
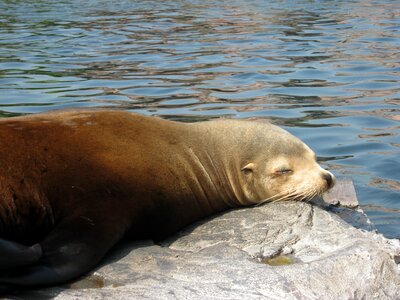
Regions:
[[0, 213, 127, 287], [0, 239, 42, 270]]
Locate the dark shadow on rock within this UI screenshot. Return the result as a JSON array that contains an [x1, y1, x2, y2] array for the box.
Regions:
[[312, 197, 376, 233], [158, 208, 239, 247]]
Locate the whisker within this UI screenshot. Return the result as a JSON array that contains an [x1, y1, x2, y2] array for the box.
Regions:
[[255, 180, 329, 206], [256, 190, 290, 206], [257, 188, 298, 205]]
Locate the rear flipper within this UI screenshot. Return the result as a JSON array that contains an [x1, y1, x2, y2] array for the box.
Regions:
[[0, 214, 126, 288], [0, 239, 42, 270]]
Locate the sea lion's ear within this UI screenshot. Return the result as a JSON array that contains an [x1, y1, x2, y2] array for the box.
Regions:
[[241, 163, 256, 175]]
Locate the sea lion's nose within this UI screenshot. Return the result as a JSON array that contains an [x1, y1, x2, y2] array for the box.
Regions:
[[323, 172, 335, 189]]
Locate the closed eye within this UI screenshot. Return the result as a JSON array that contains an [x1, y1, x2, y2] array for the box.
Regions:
[[275, 169, 293, 175]]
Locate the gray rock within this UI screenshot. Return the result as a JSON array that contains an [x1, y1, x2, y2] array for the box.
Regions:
[[7, 201, 400, 299]]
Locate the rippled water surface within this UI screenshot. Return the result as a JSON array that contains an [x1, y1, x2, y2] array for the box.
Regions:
[[0, 0, 399, 238]]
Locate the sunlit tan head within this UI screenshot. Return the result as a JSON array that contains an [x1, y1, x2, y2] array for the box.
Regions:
[[240, 129, 335, 204]]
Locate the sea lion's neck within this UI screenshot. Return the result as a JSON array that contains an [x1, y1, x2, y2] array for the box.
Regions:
[[185, 122, 254, 208]]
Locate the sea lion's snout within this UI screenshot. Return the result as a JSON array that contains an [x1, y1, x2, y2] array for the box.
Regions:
[[322, 171, 335, 190]]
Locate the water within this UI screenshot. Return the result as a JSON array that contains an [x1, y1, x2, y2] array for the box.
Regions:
[[0, 0, 399, 238]]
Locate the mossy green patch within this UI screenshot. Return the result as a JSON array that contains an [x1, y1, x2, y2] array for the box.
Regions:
[[262, 255, 295, 266]]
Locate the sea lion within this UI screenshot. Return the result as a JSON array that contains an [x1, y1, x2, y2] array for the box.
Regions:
[[0, 109, 334, 288]]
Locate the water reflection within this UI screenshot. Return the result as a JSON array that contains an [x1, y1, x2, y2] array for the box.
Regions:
[[0, 0, 399, 237]]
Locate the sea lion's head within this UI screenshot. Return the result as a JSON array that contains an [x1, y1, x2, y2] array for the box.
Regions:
[[238, 124, 335, 204]]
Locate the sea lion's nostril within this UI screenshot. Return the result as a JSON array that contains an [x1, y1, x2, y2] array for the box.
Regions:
[[323, 172, 334, 189]]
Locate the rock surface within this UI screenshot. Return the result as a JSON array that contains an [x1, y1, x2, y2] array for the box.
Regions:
[[7, 201, 400, 300]]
